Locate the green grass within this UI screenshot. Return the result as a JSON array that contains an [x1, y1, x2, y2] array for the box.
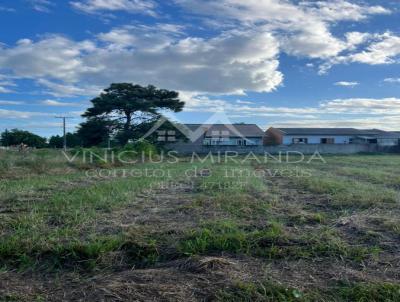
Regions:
[[0, 152, 390, 269], [294, 173, 398, 208], [0, 150, 207, 270], [1, 150, 400, 300], [217, 281, 308, 302], [179, 220, 284, 256], [178, 221, 379, 262], [217, 281, 400, 302]]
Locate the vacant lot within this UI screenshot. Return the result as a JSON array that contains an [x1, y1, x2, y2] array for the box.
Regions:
[[1, 150, 400, 301]]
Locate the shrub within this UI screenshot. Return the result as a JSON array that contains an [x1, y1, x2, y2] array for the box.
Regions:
[[122, 140, 158, 158]]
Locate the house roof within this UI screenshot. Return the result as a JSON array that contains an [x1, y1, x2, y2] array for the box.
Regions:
[[184, 124, 264, 137], [274, 128, 389, 136], [375, 132, 400, 139]]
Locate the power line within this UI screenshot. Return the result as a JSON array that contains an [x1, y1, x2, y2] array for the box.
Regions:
[[55, 116, 73, 151]]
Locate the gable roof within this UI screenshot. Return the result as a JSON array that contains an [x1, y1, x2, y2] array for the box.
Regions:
[[184, 124, 264, 137], [375, 132, 400, 139], [275, 128, 388, 136], [270, 127, 400, 138]]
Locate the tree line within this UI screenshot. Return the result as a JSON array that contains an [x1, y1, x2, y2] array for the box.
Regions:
[[0, 83, 184, 148]]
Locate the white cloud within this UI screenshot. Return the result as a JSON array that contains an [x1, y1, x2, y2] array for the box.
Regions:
[[29, 0, 54, 12], [236, 100, 254, 105], [70, 0, 157, 16], [175, 0, 390, 60], [0, 100, 25, 105], [41, 99, 80, 107], [300, 0, 390, 22], [258, 98, 400, 130], [0, 6, 15, 12], [320, 32, 400, 73], [0, 1, 396, 98], [348, 32, 400, 64], [0, 36, 98, 83], [181, 94, 400, 130], [0, 86, 13, 93], [384, 78, 400, 84], [97, 28, 137, 47], [334, 81, 359, 87], [345, 32, 372, 50], [0, 81, 16, 87], [97, 24, 183, 50], [37, 79, 102, 97], [181, 93, 400, 117], [168, 93, 400, 130], [319, 98, 400, 115], [280, 31, 346, 59], [175, 0, 389, 24], [0, 109, 52, 119], [0, 28, 283, 95], [0, 78, 17, 93]]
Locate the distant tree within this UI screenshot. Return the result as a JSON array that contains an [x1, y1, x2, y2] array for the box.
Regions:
[[66, 133, 81, 148], [0, 129, 47, 148], [76, 118, 114, 147], [0, 129, 11, 147], [48, 135, 63, 148], [82, 83, 184, 144], [49, 133, 81, 148]]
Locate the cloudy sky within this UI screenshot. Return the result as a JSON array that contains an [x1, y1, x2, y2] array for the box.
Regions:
[[0, 0, 400, 136]]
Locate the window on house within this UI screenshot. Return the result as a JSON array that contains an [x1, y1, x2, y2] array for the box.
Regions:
[[292, 138, 308, 144], [157, 130, 176, 142], [321, 138, 335, 144], [237, 139, 247, 146]]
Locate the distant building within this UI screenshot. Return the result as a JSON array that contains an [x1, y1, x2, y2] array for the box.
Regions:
[[265, 127, 400, 146], [354, 130, 400, 146], [183, 124, 264, 146]]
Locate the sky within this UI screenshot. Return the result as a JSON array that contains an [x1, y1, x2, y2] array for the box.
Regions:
[[0, 0, 400, 137]]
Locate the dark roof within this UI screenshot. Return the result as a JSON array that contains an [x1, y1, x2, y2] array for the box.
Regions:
[[272, 128, 400, 138], [184, 124, 264, 137], [275, 128, 389, 136], [376, 132, 400, 139]]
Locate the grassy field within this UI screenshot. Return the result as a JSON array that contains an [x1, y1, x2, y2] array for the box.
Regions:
[[1, 149, 400, 301]]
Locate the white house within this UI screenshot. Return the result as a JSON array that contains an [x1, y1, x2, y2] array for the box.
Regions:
[[265, 128, 400, 146], [184, 124, 265, 146]]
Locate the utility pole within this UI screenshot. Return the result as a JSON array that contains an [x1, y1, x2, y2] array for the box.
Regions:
[[55, 116, 73, 152]]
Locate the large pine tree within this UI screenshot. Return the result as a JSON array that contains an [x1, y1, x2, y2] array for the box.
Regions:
[[82, 83, 184, 144]]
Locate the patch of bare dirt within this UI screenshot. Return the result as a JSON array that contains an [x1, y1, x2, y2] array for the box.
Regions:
[[0, 256, 267, 302], [265, 258, 400, 292], [96, 182, 229, 238], [265, 176, 334, 214]]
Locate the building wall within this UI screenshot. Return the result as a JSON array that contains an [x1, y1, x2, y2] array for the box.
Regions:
[[282, 135, 353, 145], [377, 138, 399, 146], [203, 137, 263, 146], [167, 143, 380, 155]]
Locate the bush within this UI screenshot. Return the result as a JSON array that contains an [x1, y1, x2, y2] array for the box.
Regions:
[[122, 140, 158, 157]]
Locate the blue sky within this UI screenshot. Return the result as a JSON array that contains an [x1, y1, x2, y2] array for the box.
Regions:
[[0, 0, 400, 137]]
